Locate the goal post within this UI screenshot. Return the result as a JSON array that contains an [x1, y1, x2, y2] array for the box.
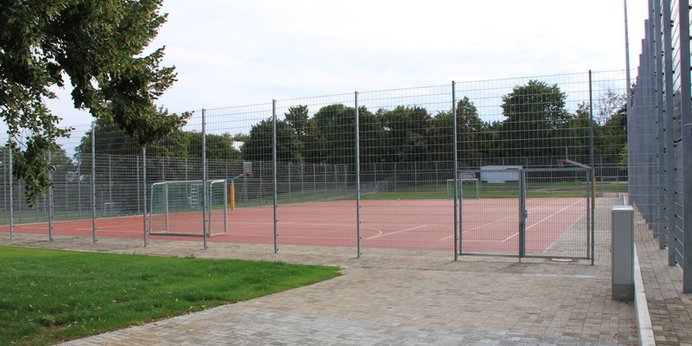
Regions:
[[149, 179, 229, 237]]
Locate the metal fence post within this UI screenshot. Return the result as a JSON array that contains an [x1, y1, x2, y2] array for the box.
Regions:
[[8, 139, 13, 239], [108, 154, 113, 203], [519, 169, 527, 258], [142, 147, 148, 247], [48, 150, 53, 241], [202, 108, 208, 250], [678, 0, 692, 293], [452, 81, 459, 260], [76, 162, 81, 218], [272, 100, 278, 253], [662, 0, 677, 267], [136, 157, 141, 214], [90, 121, 97, 243], [654, 0, 666, 250], [223, 180, 228, 235], [2, 150, 6, 229], [588, 70, 595, 263], [355, 91, 362, 258]]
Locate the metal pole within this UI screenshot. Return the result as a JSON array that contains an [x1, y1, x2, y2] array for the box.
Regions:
[[90, 121, 97, 243], [588, 70, 595, 264], [272, 100, 278, 253], [452, 81, 459, 260], [64, 170, 68, 216], [2, 151, 5, 222], [48, 150, 53, 241], [8, 140, 14, 239], [624, 0, 632, 101], [662, 0, 677, 266], [624, 0, 633, 204], [143, 147, 148, 246], [654, 0, 666, 250], [272, 100, 279, 253], [77, 163, 81, 218], [164, 182, 169, 233], [2, 150, 6, 224], [108, 154, 112, 203], [223, 180, 228, 235], [202, 109, 209, 250], [519, 169, 526, 258], [136, 157, 141, 214], [677, 0, 692, 293], [355, 91, 362, 258]]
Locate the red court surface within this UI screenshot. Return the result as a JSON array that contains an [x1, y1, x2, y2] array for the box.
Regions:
[[1, 198, 587, 255]]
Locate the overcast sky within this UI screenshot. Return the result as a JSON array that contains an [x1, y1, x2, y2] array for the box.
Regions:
[[48, 0, 650, 128]]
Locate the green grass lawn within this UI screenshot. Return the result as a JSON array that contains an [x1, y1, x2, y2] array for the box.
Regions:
[[0, 246, 341, 345]]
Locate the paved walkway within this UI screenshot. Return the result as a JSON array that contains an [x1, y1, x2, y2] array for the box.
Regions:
[[635, 213, 692, 345], [2, 233, 637, 345]]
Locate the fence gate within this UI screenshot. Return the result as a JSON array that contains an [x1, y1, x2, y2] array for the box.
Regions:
[[459, 167, 593, 260]]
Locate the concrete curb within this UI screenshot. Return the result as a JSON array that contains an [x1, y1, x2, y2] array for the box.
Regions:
[[634, 244, 655, 346]]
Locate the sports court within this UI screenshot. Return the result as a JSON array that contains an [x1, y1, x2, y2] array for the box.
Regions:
[[1, 195, 589, 258]]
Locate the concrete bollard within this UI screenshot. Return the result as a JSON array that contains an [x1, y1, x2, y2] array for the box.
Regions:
[[612, 205, 634, 301]]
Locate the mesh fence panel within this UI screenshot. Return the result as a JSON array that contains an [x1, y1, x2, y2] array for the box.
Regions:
[[0, 71, 631, 261], [627, 0, 692, 292]]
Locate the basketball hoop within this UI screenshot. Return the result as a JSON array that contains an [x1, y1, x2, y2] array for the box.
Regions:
[[243, 161, 253, 177]]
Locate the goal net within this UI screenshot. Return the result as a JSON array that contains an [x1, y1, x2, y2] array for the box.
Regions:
[[149, 179, 229, 237]]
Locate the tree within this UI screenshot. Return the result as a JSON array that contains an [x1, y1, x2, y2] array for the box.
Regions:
[[565, 103, 596, 163], [1, 0, 189, 205], [596, 89, 627, 125], [312, 104, 358, 164], [596, 99, 627, 167], [499, 80, 569, 165], [47, 146, 76, 186], [377, 106, 432, 162], [284, 105, 309, 137], [455, 97, 486, 166], [185, 132, 242, 179], [241, 119, 304, 163], [426, 98, 489, 166]]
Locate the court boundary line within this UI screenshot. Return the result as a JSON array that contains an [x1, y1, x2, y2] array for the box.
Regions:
[[367, 224, 429, 240], [502, 199, 583, 242]]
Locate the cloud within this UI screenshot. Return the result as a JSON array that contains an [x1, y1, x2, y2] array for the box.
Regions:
[[49, 0, 649, 129]]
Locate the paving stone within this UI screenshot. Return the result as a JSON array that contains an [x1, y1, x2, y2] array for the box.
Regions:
[[0, 200, 644, 345]]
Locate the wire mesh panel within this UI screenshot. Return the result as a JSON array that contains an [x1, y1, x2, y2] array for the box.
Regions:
[[627, 0, 692, 292], [273, 94, 357, 250], [0, 70, 628, 262], [459, 168, 520, 256], [358, 85, 455, 256], [204, 104, 274, 247], [523, 168, 590, 259]]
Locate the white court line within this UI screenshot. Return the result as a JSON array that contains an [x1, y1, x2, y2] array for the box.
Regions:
[[367, 224, 428, 240], [502, 199, 583, 242]]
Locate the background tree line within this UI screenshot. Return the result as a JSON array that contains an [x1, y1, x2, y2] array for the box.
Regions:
[[30, 79, 626, 214], [241, 80, 628, 169], [67, 79, 628, 171]]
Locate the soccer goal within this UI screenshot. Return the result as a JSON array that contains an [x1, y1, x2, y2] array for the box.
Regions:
[[149, 179, 229, 237]]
